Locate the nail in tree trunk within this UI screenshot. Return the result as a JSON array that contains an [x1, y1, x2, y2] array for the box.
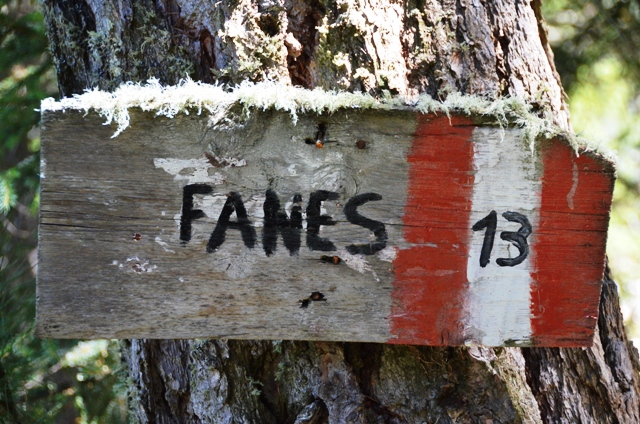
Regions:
[[43, 0, 640, 422]]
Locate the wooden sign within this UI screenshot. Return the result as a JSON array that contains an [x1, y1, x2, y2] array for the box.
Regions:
[[37, 108, 614, 346]]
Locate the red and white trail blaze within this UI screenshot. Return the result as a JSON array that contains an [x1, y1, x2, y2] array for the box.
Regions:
[[390, 116, 613, 347]]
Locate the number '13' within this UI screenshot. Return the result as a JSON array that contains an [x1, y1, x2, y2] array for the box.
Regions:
[[472, 211, 532, 268]]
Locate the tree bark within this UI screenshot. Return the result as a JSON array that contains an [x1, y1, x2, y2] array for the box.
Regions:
[[43, 0, 640, 422]]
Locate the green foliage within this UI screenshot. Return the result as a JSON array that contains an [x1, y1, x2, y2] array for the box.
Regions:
[[544, 0, 640, 91], [0, 0, 51, 212], [0, 1, 127, 421], [543, 0, 640, 338]]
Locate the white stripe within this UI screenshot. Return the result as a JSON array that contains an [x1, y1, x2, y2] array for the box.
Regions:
[[464, 128, 541, 345]]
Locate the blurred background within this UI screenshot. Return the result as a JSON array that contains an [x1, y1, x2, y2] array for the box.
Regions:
[[1, 1, 128, 422], [1, 0, 639, 421]]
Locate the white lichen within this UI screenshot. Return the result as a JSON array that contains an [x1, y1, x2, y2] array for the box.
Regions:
[[40, 78, 614, 161]]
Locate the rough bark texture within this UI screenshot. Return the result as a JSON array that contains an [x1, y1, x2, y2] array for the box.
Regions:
[[42, 0, 640, 422], [43, 0, 569, 129]]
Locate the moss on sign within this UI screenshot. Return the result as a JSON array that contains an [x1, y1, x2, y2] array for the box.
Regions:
[[41, 78, 613, 160]]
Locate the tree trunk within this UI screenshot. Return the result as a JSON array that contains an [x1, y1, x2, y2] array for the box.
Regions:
[[43, 0, 640, 422]]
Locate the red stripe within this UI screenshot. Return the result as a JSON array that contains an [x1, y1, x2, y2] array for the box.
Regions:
[[530, 140, 615, 346], [390, 115, 475, 345]]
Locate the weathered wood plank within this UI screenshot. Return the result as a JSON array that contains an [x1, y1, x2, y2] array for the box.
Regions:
[[36, 109, 615, 346]]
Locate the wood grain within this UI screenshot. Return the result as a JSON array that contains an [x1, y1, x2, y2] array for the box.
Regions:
[[36, 109, 614, 345]]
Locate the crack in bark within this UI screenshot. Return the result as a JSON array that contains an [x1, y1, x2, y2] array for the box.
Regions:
[[285, 0, 324, 88], [43, 0, 97, 97], [158, 0, 217, 84], [343, 343, 402, 423]]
